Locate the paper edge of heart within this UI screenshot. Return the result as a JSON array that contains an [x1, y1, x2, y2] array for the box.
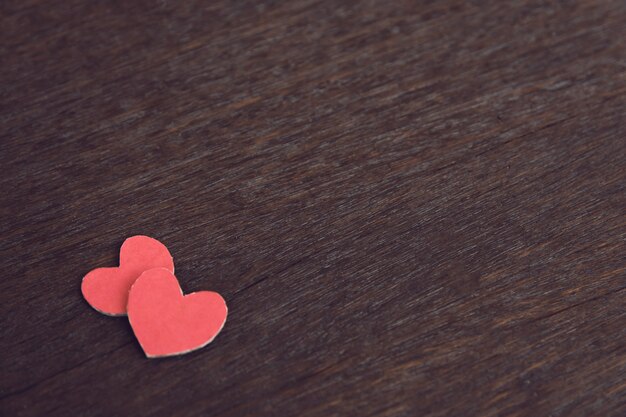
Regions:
[[127, 268, 228, 359]]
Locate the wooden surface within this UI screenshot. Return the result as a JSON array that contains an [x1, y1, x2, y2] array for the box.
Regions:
[[1, 1, 625, 416]]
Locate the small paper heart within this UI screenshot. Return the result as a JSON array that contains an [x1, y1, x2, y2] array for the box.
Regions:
[[81, 235, 174, 316], [127, 268, 228, 358]]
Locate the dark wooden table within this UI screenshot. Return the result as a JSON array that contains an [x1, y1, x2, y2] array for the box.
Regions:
[[1, 1, 625, 416]]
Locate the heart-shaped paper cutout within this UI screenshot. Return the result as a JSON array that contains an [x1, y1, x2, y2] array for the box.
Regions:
[[127, 268, 227, 358], [81, 235, 174, 316]]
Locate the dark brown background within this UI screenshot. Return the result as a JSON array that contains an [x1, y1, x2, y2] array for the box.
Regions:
[[1, 0, 625, 416]]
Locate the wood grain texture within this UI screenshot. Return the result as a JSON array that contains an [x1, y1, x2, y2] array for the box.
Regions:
[[1, 0, 625, 416]]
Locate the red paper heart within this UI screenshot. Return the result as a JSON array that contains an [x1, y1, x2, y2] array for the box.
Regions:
[[81, 235, 174, 316], [127, 268, 228, 358]]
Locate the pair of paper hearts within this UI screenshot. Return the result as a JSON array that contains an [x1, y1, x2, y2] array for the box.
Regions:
[[81, 236, 227, 358]]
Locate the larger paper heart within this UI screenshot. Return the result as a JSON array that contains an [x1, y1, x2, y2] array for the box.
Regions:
[[81, 235, 174, 316], [127, 268, 228, 358]]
